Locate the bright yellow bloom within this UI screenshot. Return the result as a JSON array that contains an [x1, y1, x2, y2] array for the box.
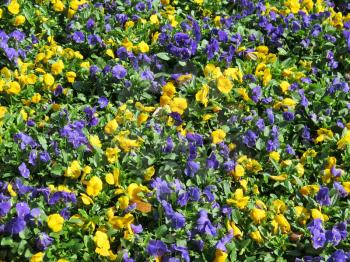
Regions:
[[66, 71, 76, 83], [65, 160, 81, 179], [315, 128, 333, 144], [224, 67, 243, 82], [213, 249, 228, 262], [137, 113, 149, 126], [343, 182, 350, 193], [272, 199, 287, 214], [250, 230, 264, 243], [0, 106, 7, 120], [31, 93, 41, 104], [93, 231, 110, 257], [272, 214, 291, 234], [337, 131, 350, 149], [51, 60, 64, 75], [118, 196, 129, 209], [52, 0, 65, 12], [30, 252, 44, 262], [144, 166, 155, 181], [105, 147, 120, 163], [47, 214, 64, 232], [104, 119, 118, 135], [105, 173, 115, 185], [280, 81, 290, 93], [89, 135, 102, 148], [169, 97, 188, 115], [8, 0, 20, 15], [150, 14, 159, 24], [138, 41, 149, 53], [195, 84, 209, 107], [43, 73, 55, 86], [227, 221, 243, 238], [231, 164, 245, 180], [295, 206, 310, 225], [217, 76, 233, 94], [211, 129, 226, 144], [7, 184, 16, 197], [311, 209, 329, 222], [299, 185, 320, 196], [250, 208, 266, 224], [204, 64, 222, 79], [109, 213, 134, 229], [86, 176, 103, 197], [285, 0, 300, 13], [269, 151, 280, 162], [227, 188, 249, 209], [162, 82, 176, 98], [80, 193, 94, 205], [125, 20, 134, 30], [7, 81, 21, 95], [114, 132, 140, 152], [13, 15, 25, 26], [262, 68, 272, 86]]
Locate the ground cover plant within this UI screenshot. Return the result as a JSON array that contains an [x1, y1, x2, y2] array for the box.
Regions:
[[1, 0, 350, 261]]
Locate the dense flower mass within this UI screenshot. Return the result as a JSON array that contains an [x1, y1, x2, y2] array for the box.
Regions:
[[1, 0, 350, 261]]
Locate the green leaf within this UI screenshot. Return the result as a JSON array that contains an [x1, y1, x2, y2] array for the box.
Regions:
[[156, 52, 170, 61]]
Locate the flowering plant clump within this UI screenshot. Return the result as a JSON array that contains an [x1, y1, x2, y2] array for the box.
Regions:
[[1, 0, 350, 261]]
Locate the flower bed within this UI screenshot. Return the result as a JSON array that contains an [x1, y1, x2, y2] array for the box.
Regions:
[[1, 0, 350, 261]]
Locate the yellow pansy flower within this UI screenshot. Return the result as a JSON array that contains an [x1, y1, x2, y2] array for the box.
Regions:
[[211, 129, 226, 144], [105, 147, 120, 164], [195, 84, 209, 107], [213, 249, 228, 262], [51, 60, 64, 75], [299, 184, 320, 196], [66, 71, 76, 83], [65, 160, 81, 179], [271, 199, 287, 214], [150, 14, 159, 25], [7, 81, 21, 95], [137, 112, 149, 126], [217, 76, 233, 94], [30, 252, 44, 262], [227, 188, 249, 209], [311, 209, 329, 222], [118, 196, 129, 209], [0, 106, 7, 120], [80, 193, 94, 205], [169, 97, 188, 115], [230, 164, 245, 180], [31, 93, 41, 104], [138, 41, 149, 53], [47, 213, 64, 232], [250, 230, 264, 243], [13, 15, 25, 26], [337, 131, 350, 149], [86, 176, 103, 197], [8, 0, 20, 15], [272, 214, 291, 234], [43, 73, 55, 86], [89, 135, 102, 148], [144, 166, 155, 181], [295, 206, 310, 225], [104, 119, 118, 135], [162, 82, 176, 98], [280, 81, 290, 93], [7, 183, 16, 197], [52, 0, 65, 12], [250, 208, 266, 224], [93, 231, 110, 257], [269, 151, 280, 162]]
